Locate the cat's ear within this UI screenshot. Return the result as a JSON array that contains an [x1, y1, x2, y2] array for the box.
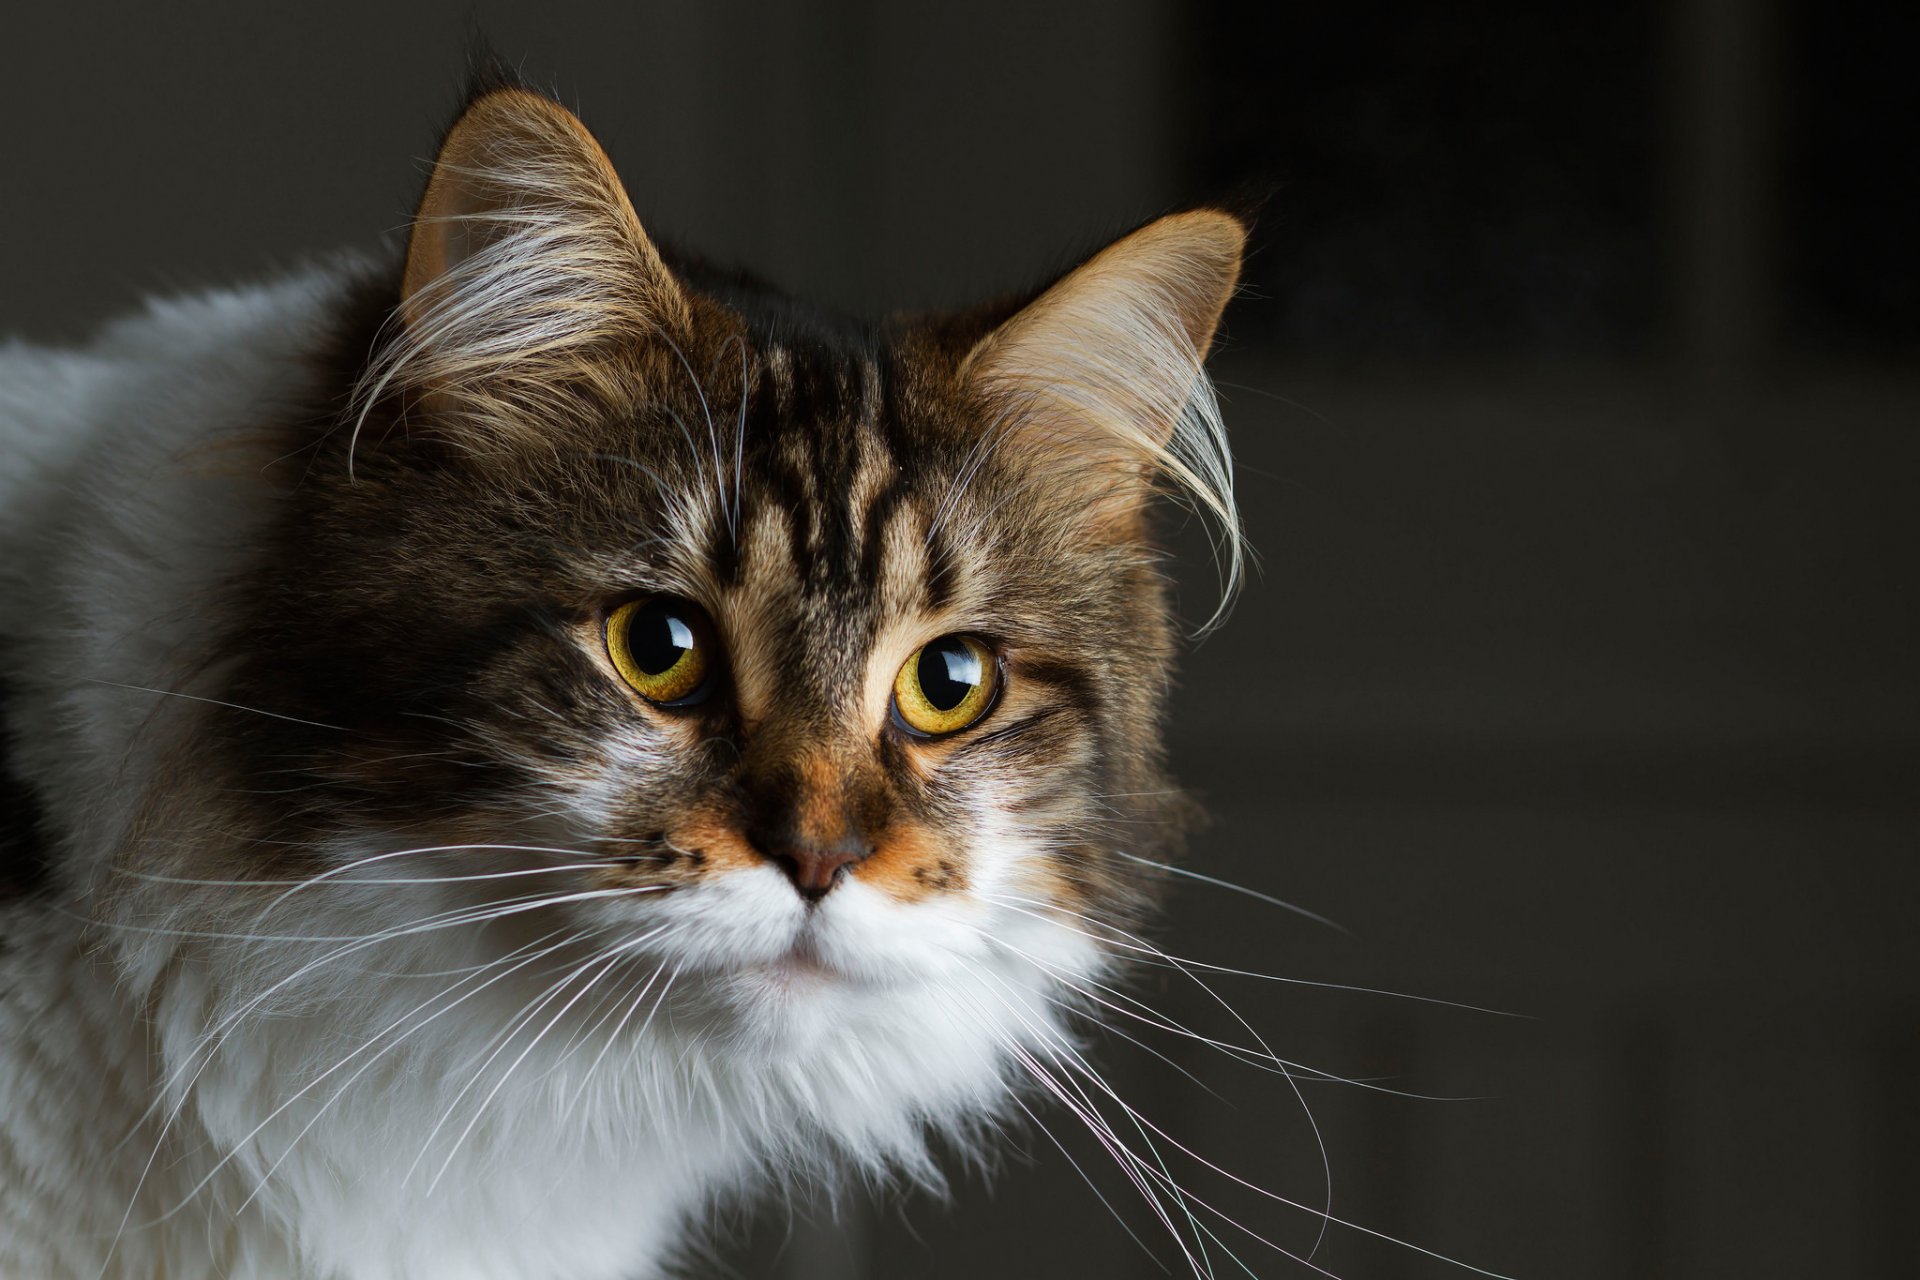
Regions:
[[959, 209, 1245, 533], [380, 86, 688, 425]]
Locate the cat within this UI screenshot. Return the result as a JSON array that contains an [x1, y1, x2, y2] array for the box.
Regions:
[[0, 68, 1244, 1280]]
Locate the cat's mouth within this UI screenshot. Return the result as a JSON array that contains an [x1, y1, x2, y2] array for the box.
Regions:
[[743, 933, 897, 994], [751, 930, 845, 986]]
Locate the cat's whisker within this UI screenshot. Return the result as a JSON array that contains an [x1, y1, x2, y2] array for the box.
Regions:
[[970, 908, 1521, 1279], [990, 955, 1305, 1274], [424, 929, 660, 1196], [924, 412, 1018, 546], [258, 842, 623, 914], [536, 925, 678, 1086], [978, 893, 1490, 1101], [231, 951, 580, 1220], [1026, 1050, 1216, 1277], [403, 948, 614, 1192], [949, 971, 1216, 1279], [985, 991, 1317, 1280], [169, 928, 586, 1226], [557, 944, 679, 1121], [586, 449, 681, 509], [1000, 986, 1229, 1277], [657, 330, 729, 526], [1108, 849, 1351, 934], [982, 889, 1521, 1018], [116, 861, 621, 890], [109, 903, 557, 1219], [1001, 1029, 1192, 1263], [962, 921, 1371, 1096], [79, 677, 347, 731], [986, 1065, 1175, 1271], [76, 882, 664, 947], [114, 922, 581, 1262], [618, 960, 684, 1079], [935, 958, 1194, 1262], [546, 955, 646, 1074], [1064, 1045, 1521, 1280], [1010, 970, 1233, 1103], [408, 926, 662, 1194], [728, 332, 748, 545], [124, 883, 672, 1167], [999, 889, 1342, 1251]]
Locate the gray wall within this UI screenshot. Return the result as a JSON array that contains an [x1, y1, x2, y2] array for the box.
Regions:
[[6, 1, 1176, 331]]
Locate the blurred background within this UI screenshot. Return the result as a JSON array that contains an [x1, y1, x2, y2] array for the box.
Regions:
[[6, 2, 1915, 1276]]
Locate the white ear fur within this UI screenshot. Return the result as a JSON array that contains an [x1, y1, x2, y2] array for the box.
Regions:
[[399, 88, 684, 329], [962, 210, 1247, 616], [355, 89, 687, 444]]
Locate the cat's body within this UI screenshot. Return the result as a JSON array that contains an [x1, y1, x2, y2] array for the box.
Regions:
[[0, 78, 1242, 1279]]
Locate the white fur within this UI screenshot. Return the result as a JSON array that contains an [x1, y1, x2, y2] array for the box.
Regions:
[[0, 272, 1102, 1279]]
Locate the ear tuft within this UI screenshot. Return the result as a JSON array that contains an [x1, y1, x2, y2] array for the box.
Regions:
[[962, 210, 1247, 622], [964, 209, 1245, 429], [355, 86, 687, 450], [399, 87, 683, 327]]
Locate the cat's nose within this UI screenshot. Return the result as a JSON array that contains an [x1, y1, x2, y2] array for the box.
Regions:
[[749, 829, 872, 902]]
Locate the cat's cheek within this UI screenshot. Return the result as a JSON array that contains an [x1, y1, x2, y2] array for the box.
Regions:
[[950, 825, 1114, 978], [947, 818, 1050, 905], [997, 897, 1109, 986]]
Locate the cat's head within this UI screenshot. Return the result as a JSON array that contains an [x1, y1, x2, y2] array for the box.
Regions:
[[185, 85, 1241, 1071]]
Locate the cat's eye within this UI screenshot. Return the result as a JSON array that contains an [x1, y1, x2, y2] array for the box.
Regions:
[[892, 634, 999, 737], [605, 597, 718, 707]]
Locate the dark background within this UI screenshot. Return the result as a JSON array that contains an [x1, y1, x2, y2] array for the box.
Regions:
[[6, 2, 1916, 1277]]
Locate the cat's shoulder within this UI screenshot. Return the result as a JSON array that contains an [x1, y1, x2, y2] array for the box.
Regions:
[[0, 259, 373, 517], [2, 256, 373, 427]]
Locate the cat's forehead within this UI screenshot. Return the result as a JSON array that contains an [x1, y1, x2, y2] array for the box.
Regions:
[[619, 329, 978, 609]]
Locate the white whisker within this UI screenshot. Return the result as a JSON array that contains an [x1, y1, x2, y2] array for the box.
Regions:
[[1109, 849, 1350, 934], [80, 677, 347, 730]]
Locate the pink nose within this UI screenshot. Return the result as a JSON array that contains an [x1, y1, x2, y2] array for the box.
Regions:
[[754, 834, 872, 901]]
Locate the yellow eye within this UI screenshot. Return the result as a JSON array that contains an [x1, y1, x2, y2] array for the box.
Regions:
[[605, 597, 717, 706], [892, 634, 998, 737]]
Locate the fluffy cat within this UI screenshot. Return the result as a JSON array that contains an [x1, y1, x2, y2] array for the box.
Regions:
[[0, 71, 1243, 1279]]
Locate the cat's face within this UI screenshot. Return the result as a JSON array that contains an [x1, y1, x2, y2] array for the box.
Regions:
[[228, 334, 1164, 1019], [192, 87, 1241, 1058]]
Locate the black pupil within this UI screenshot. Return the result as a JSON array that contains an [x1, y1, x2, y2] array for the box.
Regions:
[[628, 602, 695, 676], [917, 638, 982, 712]]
